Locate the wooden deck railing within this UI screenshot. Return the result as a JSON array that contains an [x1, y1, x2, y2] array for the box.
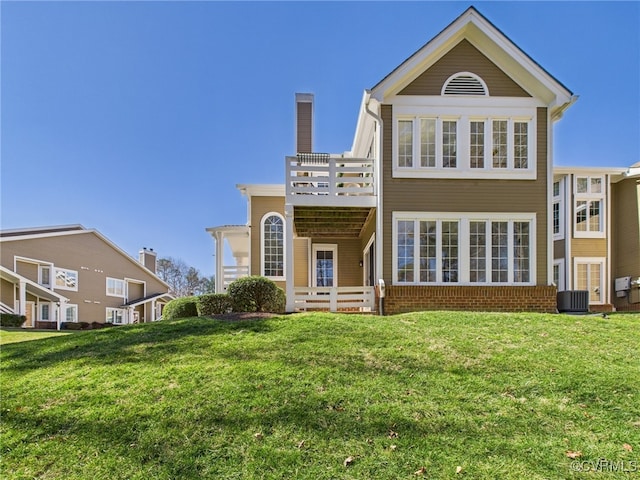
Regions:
[[293, 286, 375, 312]]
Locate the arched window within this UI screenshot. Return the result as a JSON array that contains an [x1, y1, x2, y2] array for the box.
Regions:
[[442, 72, 488, 96], [261, 213, 285, 278]]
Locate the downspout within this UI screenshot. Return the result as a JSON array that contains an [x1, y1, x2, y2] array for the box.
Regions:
[[364, 91, 384, 311]]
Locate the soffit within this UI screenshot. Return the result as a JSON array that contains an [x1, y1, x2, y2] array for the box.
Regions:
[[294, 207, 374, 239]]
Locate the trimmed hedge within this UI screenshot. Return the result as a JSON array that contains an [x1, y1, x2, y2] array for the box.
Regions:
[[197, 294, 232, 316], [0, 313, 26, 327], [227, 276, 285, 313], [163, 296, 198, 320]]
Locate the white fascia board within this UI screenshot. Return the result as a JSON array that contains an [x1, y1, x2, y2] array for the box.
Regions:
[[371, 8, 573, 112], [554, 166, 628, 176], [236, 184, 285, 198]]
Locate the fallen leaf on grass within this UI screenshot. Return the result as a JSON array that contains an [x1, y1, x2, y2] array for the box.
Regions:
[[623, 443, 633, 452], [344, 456, 354, 467], [254, 433, 263, 440], [566, 450, 582, 459], [414, 466, 426, 475], [456, 465, 463, 474], [296, 440, 305, 449], [388, 430, 399, 439], [390, 444, 397, 451]]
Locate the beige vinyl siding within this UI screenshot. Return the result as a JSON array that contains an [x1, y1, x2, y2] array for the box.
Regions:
[[250, 196, 285, 278], [15, 260, 38, 283], [360, 211, 376, 251], [571, 239, 607, 258], [311, 238, 362, 287], [293, 238, 309, 287], [1, 232, 167, 323], [1, 278, 14, 307], [612, 177, 640, 280], [127, 282, 144, 301], [381, 105, 548, 284], [399, 39, 530, 97], [554, 239, 566, 260]]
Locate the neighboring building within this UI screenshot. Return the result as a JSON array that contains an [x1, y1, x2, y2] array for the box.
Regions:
[[207, 7, 640, 313], [0, 225, 173, 328]]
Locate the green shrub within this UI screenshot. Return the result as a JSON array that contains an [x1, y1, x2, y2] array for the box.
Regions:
[[228, 276, 284, 313], [197, 294, 232, 316], [163, 296, 198, 320], [0, 313, 26, 327]]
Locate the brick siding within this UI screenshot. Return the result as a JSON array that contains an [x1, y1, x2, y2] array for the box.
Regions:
[[382, 285, 557, 314]]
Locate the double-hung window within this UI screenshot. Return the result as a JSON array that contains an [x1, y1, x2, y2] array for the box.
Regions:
[[393, 107, 535, 179], [106, 277, 126, 297], [106, 307, 126, 324], [393, 213, 535, 285], [54, 268, 78, 291], [553, 179, 565, 240], [574, 176, 605, 238]]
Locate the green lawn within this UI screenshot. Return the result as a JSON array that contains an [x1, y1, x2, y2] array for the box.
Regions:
[[0, 328, 71, 345], [1, 312, 639, 479]]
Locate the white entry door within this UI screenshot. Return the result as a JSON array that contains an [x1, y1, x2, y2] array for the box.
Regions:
[[312, 244, 337, 288]]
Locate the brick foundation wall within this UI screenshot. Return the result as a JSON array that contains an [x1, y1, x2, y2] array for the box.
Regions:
[[383, 285, 557, 314], [35, 321, 57, 330]]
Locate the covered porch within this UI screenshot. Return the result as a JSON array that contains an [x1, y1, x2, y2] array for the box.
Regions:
[[0, 265, 69, 330], [285, 205, 377, 312], [206, 225, 250, 293]]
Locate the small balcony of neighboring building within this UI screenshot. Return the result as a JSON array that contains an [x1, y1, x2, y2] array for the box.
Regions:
[[285, 153, 376, 208]]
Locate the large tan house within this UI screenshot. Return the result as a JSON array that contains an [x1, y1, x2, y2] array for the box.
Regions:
[[207, 7, 640, 314], [1, 225, 173, 328]]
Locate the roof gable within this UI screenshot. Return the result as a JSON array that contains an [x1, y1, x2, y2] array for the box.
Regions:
[[370, 7, 574, 115], [399, 39, 530, 97]]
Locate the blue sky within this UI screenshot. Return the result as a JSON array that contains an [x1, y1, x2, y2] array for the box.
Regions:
[[2, 1, 638, 278]]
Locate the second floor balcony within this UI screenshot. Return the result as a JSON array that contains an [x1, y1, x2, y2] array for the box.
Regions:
[[286, 154, 376, 207]]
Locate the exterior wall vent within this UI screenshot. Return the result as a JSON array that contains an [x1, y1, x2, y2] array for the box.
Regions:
[[557, 290, 589, 313], [442, 72, 488, 96]]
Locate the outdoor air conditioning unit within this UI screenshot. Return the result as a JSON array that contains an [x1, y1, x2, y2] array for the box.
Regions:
[[557, 290, 589, 313]]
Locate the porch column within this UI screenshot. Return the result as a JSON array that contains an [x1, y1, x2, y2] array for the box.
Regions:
[[57, 299, 67, 331], [18, 281, 26, 315], [215, 231, 225, 293], [151, 299, 157, 321], [285, 204, 295, 312]]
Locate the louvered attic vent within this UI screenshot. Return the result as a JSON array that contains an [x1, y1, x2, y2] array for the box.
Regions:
[[442, 73, 488, 96]]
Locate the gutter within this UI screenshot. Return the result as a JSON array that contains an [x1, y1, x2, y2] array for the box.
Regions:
[[551, 94, 579, 122], [364, 90, 385, 290]]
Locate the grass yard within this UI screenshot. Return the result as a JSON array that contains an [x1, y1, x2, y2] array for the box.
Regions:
[[1, 312, 639, 479], [0, 328, 72, 345]]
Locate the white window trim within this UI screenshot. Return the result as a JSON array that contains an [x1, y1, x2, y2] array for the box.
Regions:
[[312, 244, 338, 288], [260, 212, 286, 281], [106, 307, 127, 325], [64, 304, 78, 323], [392, 105, 536, 180], [573, 257, 605, 305], [573, 175, 605, 239], [38, 264, 53, 287], [392, 212, 536, 286], [553, 258, 565, 292], [106, 277, 127, 298], [39, 302, 54, 322], [54, 267, 78, 292], [553, 178, 565, 241]]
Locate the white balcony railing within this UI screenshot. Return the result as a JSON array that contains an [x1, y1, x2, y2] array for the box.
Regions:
[[293, 286, 375, 312], [223, 266, 249, 289], [286, 155, 376, 207]]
